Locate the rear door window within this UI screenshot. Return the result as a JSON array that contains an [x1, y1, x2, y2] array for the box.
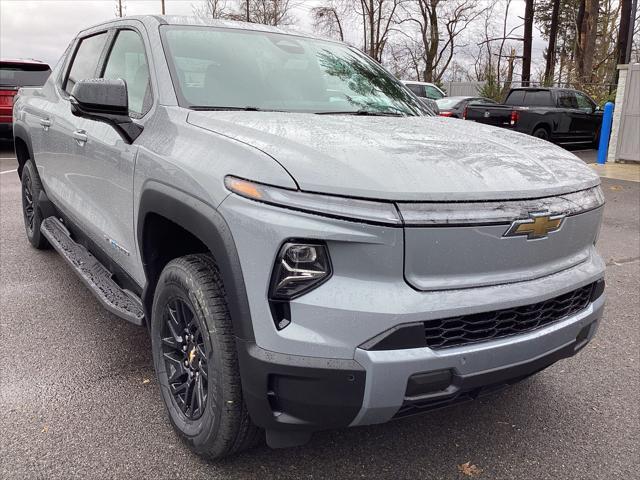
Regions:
[[523, 90, 553, 107], [406, 84, 425, 97], [0, 62, 51, 87], [574, 92, 595, 112], [504, 90, 525, 105], [424, 85, 444, 100], [557, 91, 578, 108], [65, 32, 108, 95]]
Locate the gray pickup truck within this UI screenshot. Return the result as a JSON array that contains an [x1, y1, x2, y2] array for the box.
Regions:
[[13, 16, 605, 459]]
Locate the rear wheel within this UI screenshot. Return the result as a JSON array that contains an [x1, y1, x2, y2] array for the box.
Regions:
[[21, 160, 49, 249], [151, 254, 261, 459], [532, 127, 550, 141]]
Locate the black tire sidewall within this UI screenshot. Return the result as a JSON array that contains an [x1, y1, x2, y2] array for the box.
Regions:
[[21, 160, 47, 248], [151, 262, 227, 453], [533, 128, 549, 141]]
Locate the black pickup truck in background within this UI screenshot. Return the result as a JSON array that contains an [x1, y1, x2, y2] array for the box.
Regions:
[[464, 87, 603, 145]]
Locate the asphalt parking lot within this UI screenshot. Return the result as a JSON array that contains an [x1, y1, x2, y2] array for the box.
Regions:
[[1, 143, 638, 479]]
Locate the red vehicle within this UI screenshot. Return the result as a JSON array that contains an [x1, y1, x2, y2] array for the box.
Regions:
[[0, 59, 51, 138]]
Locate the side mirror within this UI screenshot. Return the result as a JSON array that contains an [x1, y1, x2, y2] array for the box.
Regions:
[[70, 78, 143, 143]]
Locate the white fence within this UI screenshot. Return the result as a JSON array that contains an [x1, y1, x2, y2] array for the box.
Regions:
[[443, 81, 485, 96], [616, 64, 640, 162]]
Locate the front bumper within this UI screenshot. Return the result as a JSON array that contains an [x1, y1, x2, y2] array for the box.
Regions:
[[239, 288, 604, 443], [219, 193, 606, 446], [352, 289, 604, 425]]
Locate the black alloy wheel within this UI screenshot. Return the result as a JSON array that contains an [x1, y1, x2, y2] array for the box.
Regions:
[[20, 160, 50, 249], [162, 297, 209, 420], [22, 175, 35, 234]]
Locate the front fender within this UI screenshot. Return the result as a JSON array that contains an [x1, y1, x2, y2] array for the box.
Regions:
[[137, 182, 254, 341], [11, 122, 35, 179]]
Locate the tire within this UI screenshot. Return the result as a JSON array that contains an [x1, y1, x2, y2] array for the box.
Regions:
[[20, 160, 50, 249], [151, 254, 261, 459], [532, 127, 550, 141]]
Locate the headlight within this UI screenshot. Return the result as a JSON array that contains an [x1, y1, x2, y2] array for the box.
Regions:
[[224, 176, 401, 225], [269, 241, 332, 301]]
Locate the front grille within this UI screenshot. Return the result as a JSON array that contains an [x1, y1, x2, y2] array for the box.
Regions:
[[424, 283, 594, 350]]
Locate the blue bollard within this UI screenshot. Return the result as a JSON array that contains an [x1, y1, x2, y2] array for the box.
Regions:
[[597, 101, 614, 165]]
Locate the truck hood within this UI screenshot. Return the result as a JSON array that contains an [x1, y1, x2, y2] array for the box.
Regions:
[[187, 112, 600, 201]]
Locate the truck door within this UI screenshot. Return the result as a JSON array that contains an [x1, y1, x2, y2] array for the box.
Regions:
[[72, 28, 152, 286], [37, 31, 110, 222], [560, 90, 592, 142], [573, 91, 600, 142], [555, 90, 579, 142]]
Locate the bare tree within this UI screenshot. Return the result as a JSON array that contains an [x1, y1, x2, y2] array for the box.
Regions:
[[397, 0, 486, 82], [193, 0, 230, 19], [616, 0, 633, 65], [632, 0, 640, 62], [312, 2, 346, 41], [521, 0, 534, 86], [576, 0, 600, 82], [355, 0, 405, 62], [232, 0, 297, 26], [454, 1, 529, 99], [115, 0, 125, 17], [542, 0, 560, 85]]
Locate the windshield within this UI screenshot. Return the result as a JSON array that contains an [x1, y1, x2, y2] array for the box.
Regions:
[[0, 62, 51, 87], [161, 26, 427, 116]]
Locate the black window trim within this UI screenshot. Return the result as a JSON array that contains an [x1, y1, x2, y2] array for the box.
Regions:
[[99, 26, 155, 119], [60, 29, 113, 97]]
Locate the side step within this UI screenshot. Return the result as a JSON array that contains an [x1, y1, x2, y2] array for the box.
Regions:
[[41, 217, 145, 325]]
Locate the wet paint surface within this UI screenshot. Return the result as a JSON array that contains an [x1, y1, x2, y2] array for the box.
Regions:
[[188, 112, 600, 201]]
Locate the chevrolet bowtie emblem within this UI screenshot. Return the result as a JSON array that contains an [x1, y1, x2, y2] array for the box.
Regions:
[[188, 347, 197, 365], [504, 213, 564, 239]]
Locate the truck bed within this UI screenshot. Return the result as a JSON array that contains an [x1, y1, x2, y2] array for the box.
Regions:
[[464, 104, 516, 128]]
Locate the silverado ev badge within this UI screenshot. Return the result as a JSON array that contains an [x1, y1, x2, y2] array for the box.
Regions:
[[504, 213, 565, 240]]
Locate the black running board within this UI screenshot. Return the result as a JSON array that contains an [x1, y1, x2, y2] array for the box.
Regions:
[[40, 217, 145, 325]]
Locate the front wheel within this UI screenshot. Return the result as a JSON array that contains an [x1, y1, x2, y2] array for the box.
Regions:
[[151, 254, 261, 459], [21, 160, 49, 249]]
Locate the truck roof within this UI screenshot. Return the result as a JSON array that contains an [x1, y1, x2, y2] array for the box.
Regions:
[[78, 15, 323, 41], [0, 58, 49, 66], [509, 87, 570, 91]]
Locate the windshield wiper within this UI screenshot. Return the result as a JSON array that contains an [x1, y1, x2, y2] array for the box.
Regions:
[[188, 106, 286, 112], [315, 109, 408, 117]]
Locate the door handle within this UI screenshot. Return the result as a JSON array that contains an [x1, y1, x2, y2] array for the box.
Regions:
[[72, 129, 88, 146], [40, 118, 51, 131]]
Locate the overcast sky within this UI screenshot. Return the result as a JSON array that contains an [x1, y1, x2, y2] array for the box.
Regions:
[[0, 0, 543, 76]]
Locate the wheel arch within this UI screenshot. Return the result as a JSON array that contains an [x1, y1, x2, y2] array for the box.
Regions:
[[531, 122, 551, 137], [12, 123, 34, 179], [137, 182, 254, 341]]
